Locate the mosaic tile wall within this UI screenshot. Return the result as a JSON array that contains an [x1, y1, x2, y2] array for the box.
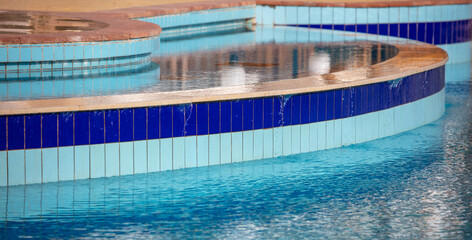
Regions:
[[0, 66, 445, 186]]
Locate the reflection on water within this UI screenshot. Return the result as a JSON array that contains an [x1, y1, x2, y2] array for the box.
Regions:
[[0, 27, 398, 101], [0, 63, 471, 239], [0, 11, 108, 34]]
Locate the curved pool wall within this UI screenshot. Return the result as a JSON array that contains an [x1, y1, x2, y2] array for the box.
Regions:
[[256, 1, 472, 64], [0, 0, 463, 186]]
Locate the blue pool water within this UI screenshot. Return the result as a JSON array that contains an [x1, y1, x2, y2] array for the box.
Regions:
[[0, 62, 471, 238]]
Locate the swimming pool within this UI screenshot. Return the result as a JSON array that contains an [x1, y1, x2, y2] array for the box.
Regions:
[[0, 61, 470, 239]]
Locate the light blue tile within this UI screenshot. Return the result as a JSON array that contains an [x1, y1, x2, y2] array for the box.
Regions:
[[309, 123, 318, 151], [274, 6, 286, 25], [409, 7, 418, 22], [274, 127, 283, 157], [58, 146, 74, 181], [184, 137, 197, 168], [42, 45, 54, 61], [119, 142, 134, 175], [220, 133, 231, 164], [243, 131, 254, 161], [378, 108, 394, 138], [297, 28, 310, 42], [173, 138, 185, 170], [322, 7, 334, 25], [263, 129, 273, 158], [379, 7, 390, 24], [344, 8, 356, 25], [0, 152, 7, 186], [54, 44, 64, 61], [74, 145, 89, 180], [7, 46, 20, 62], [291, 125, 301, 154], [317, 122, 327, 150], [433, 5, 442, 22], [332, 7, 345, 24], [42, 148, 58, 183], [367, 8, 379, 24], [438, 5, 454, 21], [355, 115, 367, 143], [298, 6, 310, 25], [90, 145, 105, 178], [31, 45, 42, 62], [325, 121, 335, 149], [333, 119, 342, 148], [399, 7, 409, 23], [310, 7, 322, 24], [300, 124, 310, 153], [389, 7, 400, 23], [20, 45, 32, 62], [147, 140, 160, 172], [285, 6, 298, 25], [209, 135, 220, 165], [253, 130, 264, 160], [25, 149, 41, 184], [134, 141, 147, 174], [0, 47, 7, 62], [281, 126, 292, 156], [105, 143, 120, 177], [232, 132, 243, 163], [356, 8, 368, 24], [160, 138, 173, 171], [366, 112, 379, 142], [393, 106, 406, 134]]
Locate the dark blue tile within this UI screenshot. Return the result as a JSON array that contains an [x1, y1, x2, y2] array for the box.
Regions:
[[0, 117, 6, 151], [355, 87, 363, 116], [342, 88, 350, 118], [372, 84, 380, 112], [368, 24, 378, 35], [42, 113, 57, 148], [408, 23, 417, 40], [59, 112, 73, 147], [147, 107, 160, 140], [209, 102, 220, 134], [263, 97, 274, 128], [357, 24, 367, 33], [350, 87, 357, 116], [221, 101, 231, 133], [274, 97, 282, 127], [318, 92, 327, 121], [310, 93, 318, 122], [185, 104, 196, 136], [197, 103, 209, 135], [333, 25, 344, 31], [426, 22, 434, 44], [433, 22, 441, 44], [281, 96, 292, 126], [322, 24, 333, 30], [389, 23, 399, 37], [309, 24, 321, 29], [120, 109, 133, 142], [25, 115, 41, 149], [134, 108, 147, 140], [292, 95, 301, 125], [243, 99, 253, 131], [160, 106, 172, 138], [90, 111, 104, 145], [417, 23, 426, 42], [381, 82, 389, 110], [326, 91, 334, 120], [360, 86, 368, 114], [300, 94, 310, 124], [379, 24, 389, 36], [105, 110, 119, 143], [8, 115, 24, 150], [232, 100, 242, 132], [399, 23, 408, 39], [173, 105, 185, 138], [452, 21, 458, 44], [446, 21, 453, 44], [334, 90, 342, 119], [366, 85, 373, 113], [440, 22, 448, 44], [74, 112, 90, 145], [345, 25, 355, 32], [254, 99, 263, 130]]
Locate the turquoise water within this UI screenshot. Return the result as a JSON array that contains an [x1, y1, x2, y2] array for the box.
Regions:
[[0, 62, 470, 238]]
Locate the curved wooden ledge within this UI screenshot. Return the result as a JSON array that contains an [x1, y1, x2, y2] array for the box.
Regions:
[[0, 11, 161, 45], [0, 40, 448, 116]]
